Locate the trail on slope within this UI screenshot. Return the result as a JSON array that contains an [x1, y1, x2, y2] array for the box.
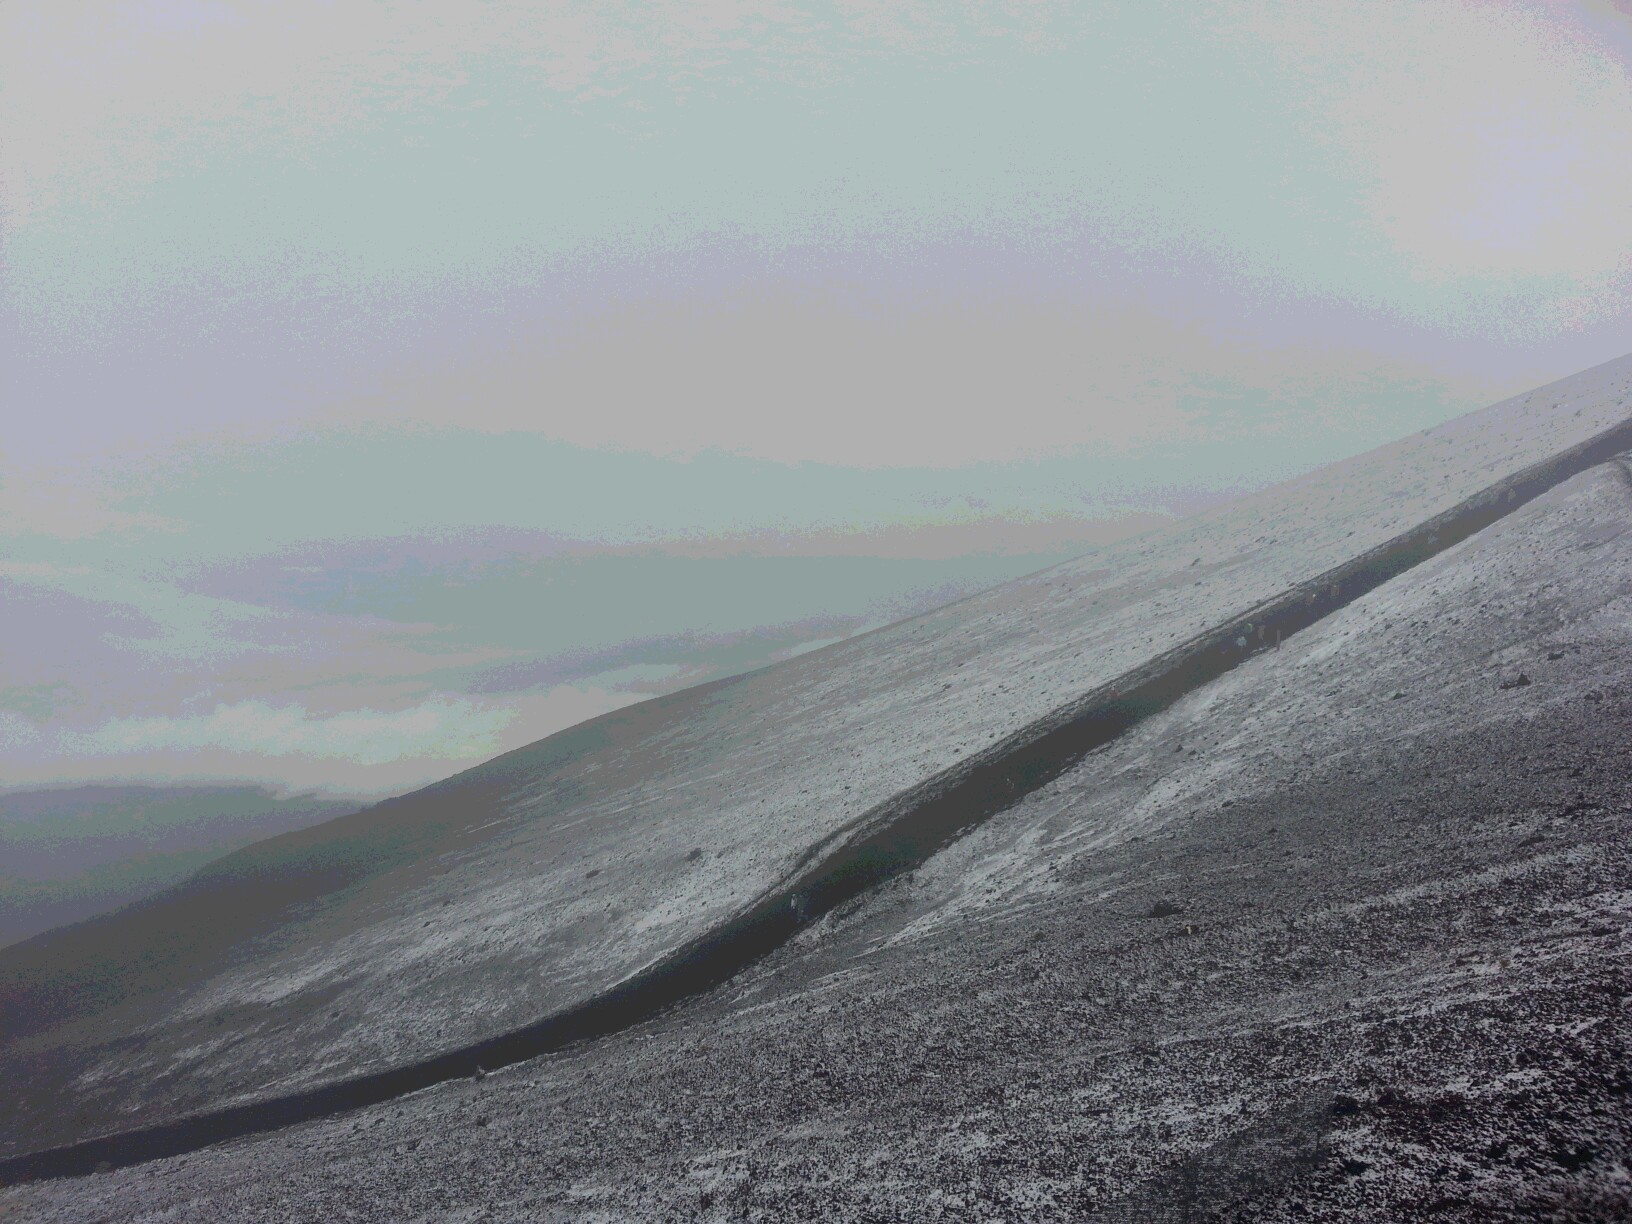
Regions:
[[5, 419, 1632, 1185]]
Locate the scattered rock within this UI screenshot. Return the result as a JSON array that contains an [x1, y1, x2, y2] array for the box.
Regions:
[[1552, 1143, 1598, 1171], [1421, 1197, 1470, 1214]]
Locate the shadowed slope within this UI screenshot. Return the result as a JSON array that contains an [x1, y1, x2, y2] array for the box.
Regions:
[[0, 676, 740, 1045], [9, 428, 1630, 1221], [0, 786, 358, 951], [1, 354, 1630, 1162]]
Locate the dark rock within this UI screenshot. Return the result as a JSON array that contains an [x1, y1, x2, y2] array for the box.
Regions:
[[1551, 1144, 1597, 1171]]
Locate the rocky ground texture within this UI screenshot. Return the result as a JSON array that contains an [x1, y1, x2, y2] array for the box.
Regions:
[[4, 358, 1629, 1158], [4, 472, 1628, 1219]]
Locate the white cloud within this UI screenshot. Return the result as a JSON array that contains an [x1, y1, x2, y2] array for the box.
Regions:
[[0, 464, 184, 539], [6, 681, 647, 795], [1229, 0, 1632, 295], [78, 696, 515, 766], [0, 711, 42, 750], [348, 291, 1502, 469], [498, 683, 645, 741], [0, 0, 824, 231]]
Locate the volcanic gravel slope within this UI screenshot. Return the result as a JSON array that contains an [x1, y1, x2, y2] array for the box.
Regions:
[[4, 362, 1632, 1161], [5, 469, 1630, 1216]]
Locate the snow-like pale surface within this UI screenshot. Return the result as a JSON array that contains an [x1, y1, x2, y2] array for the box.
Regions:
[[2, 354, 1630, 1151], [10, 425, 1631, 1222], [873, 458, 1632, 943]]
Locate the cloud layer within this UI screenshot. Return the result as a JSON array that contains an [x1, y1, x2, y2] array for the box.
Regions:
[[3, 1, 1629, 793]]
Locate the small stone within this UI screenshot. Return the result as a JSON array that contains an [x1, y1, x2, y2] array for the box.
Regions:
[[1552, 1144, 1596, 1171]]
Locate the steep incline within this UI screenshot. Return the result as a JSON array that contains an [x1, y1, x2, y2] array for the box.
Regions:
[[2, 354, 1630, 1158], [10, 440, 1630, 1222]]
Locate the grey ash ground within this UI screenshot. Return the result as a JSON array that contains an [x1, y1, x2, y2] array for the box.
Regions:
[[6, 357, 1630, 1164], [6, 459, 1629, 1218]]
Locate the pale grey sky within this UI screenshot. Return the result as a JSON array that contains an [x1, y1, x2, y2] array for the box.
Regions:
[[3, 0, 1630, 792]]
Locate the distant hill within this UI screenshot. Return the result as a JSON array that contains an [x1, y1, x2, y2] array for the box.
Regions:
[[1, 352, 1629, 1180], [0, 785, 359, 949], [30, 414, 1624, 1221]]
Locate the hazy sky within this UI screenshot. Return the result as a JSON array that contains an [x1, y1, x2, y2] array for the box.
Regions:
[[4, 0, 1630, 794]]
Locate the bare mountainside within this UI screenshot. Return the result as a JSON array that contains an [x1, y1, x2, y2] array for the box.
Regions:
[[0, 786, 357, 950], [7, 411, 1631, 1220], [2, 354, 1630, 1168]]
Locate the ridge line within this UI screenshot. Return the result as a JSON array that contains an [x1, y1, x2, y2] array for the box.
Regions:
[[6, 413, 1632, 1185]]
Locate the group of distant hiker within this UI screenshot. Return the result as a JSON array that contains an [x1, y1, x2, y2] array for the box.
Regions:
[[1228, 619, 1282, 655]]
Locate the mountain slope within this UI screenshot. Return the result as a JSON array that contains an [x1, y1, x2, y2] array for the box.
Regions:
[[8, 415, 1630, 1221], [2, 353, 1630, 1161], [0, 786, 357, 950]]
